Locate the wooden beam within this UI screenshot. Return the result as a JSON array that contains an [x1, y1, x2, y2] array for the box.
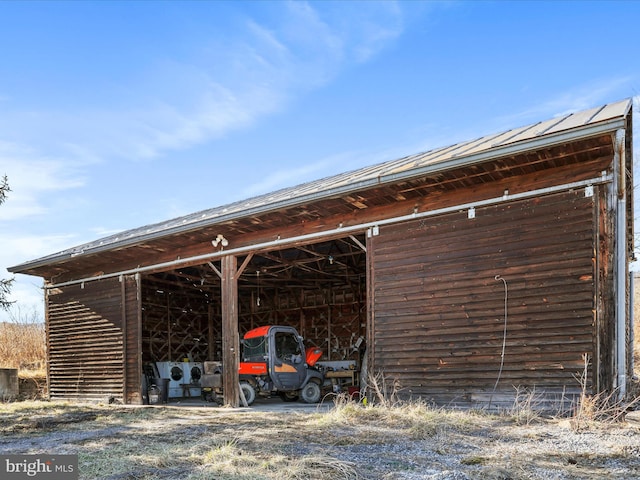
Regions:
[[208, 261, 222, 279], [221, 255, 240, 407], [208, 303, 215, 361], [237, 253, 254, 277]]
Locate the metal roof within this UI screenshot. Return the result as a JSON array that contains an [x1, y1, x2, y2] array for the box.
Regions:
[[9, 98, 632, 274]]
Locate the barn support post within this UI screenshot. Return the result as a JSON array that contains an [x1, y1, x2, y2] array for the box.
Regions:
[[120, 275, 127, 402], [135, 274, 143, 404], [44, 285, 51, 400], [120, 274, 143, 405], [363, 226, 376, 394], [614, 128, 627, 400], [221, 255, 240, 407], [630, 273, 635, 377]]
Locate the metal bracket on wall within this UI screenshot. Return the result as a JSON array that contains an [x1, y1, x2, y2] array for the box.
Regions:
[[468, 207, 476, 219], [584, 185, 594, 198]]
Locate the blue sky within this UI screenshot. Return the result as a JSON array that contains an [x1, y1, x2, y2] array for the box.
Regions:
[[1, 1, 639, 321]]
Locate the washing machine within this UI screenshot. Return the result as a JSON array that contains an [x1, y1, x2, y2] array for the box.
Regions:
[[182, 362, 203, 397], [156, 361, 186, 398]]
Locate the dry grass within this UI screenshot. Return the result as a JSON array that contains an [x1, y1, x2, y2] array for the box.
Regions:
[[0, 320, 46, 376], [0, 399, 639, 480], [317, 375, 485, 442], [0, 319, 47, 399]]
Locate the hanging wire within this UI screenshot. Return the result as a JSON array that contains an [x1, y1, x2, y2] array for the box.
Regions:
[[489, 274, 508, 410], [256, 270, 261, 307]]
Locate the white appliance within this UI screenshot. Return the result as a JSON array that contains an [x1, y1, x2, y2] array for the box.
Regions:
[[156, 361, 186, 399], [182, 362, 203, 397], [155, 361, 203, 398]]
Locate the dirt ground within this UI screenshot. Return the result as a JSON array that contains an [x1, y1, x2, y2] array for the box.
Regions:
[[1, 398, 639, 480]]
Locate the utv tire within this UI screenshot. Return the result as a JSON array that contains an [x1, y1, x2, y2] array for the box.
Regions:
[[240, 381, 256, 406], [300, 381, 321, 403], [279, 392, 299, 402]]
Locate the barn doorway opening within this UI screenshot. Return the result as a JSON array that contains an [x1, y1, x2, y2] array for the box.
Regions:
[[139, 233, 368, 403]]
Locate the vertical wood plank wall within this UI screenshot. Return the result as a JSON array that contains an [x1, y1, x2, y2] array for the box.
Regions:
[[47, 277, 128, 402], [124, 274, 142, 404], [370, 190, 599, 407]]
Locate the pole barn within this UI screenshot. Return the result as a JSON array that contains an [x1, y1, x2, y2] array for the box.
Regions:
[[9, 99, 636, 409]]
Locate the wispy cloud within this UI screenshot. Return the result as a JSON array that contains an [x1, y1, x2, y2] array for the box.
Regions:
[[326, 1, 404, 63], [120, 2, 404, 160], [0, 3, 406, 166], [0, 141, 87, 221]]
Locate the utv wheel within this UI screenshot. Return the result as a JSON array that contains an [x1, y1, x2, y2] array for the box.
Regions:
[[300, 381, 321, 403], [240, 381, 256, 406], [279, 392, 299, 402]]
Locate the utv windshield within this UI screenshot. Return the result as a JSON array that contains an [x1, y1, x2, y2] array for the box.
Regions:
[[243, 336, 268, 361], [275, 332, 302, 358]]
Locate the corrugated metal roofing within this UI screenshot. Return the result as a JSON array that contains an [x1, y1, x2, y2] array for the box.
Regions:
[[9, 98, 632, 273]]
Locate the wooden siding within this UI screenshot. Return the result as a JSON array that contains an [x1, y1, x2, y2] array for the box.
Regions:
[[123, 274, 142, 404], [371, 189, 598, 407], [595, 186, 615, 393], [47, 277, 125, 401]]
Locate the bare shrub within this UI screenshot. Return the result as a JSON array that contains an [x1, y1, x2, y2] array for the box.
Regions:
[[571, 353, 640, 431], [360, 370, 402, 408], [507, 386, 544, 425]]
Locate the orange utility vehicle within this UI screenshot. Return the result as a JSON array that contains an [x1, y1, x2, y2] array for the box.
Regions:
[[239, 325, 324, 405]]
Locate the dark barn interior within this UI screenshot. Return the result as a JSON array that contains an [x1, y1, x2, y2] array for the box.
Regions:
[[140, 235, 368, 369]]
